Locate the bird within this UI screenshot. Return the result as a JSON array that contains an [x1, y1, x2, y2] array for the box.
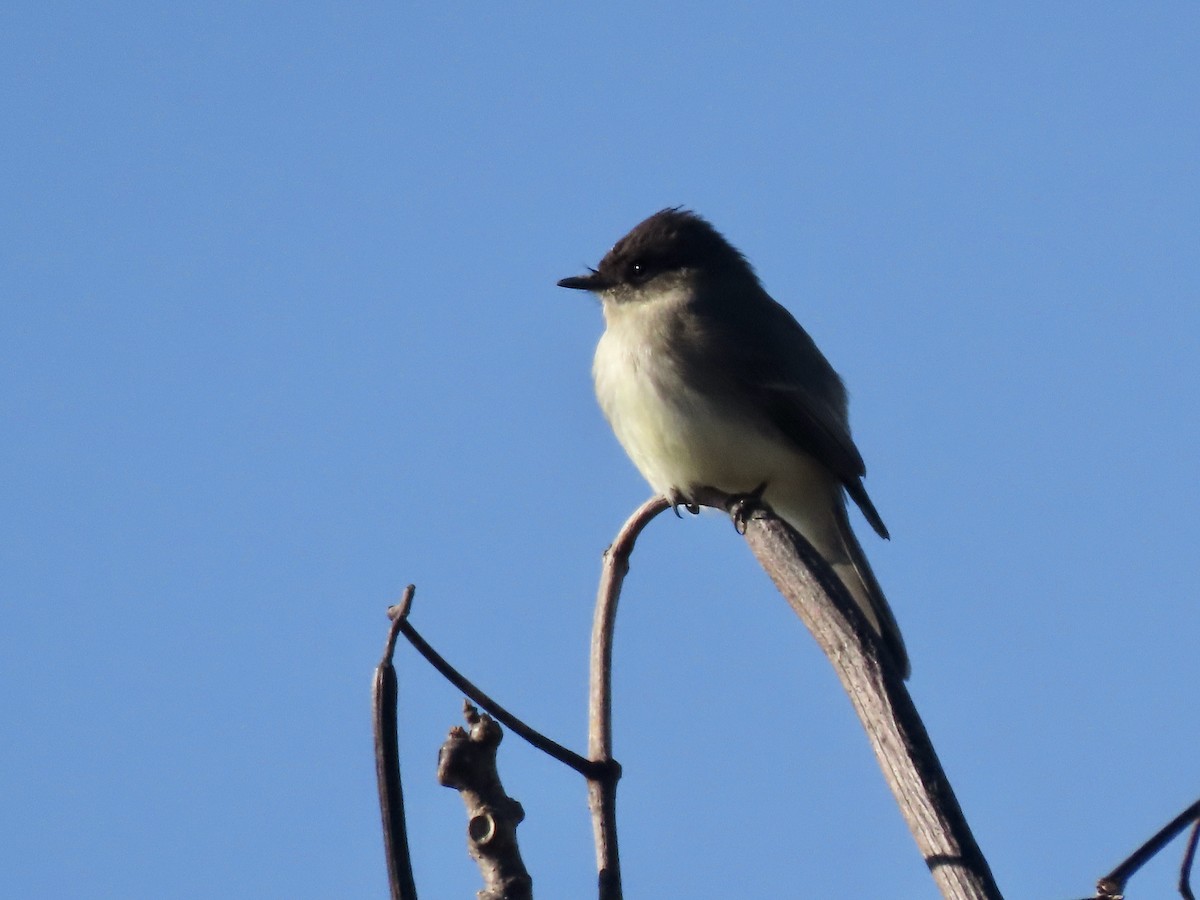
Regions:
[[557, 208, 909, 678]]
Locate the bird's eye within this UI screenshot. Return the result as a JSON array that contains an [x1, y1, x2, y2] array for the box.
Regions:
[[629, 259, 649, 281]]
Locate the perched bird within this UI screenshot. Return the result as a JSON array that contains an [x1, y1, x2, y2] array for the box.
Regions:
[[558, 208, 908, 677]]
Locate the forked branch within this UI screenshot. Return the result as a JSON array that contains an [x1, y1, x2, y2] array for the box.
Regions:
[[380, 489, 1191, 900]]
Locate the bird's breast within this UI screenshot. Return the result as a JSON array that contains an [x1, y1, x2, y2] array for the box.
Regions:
[[592, 301, 815, 501]]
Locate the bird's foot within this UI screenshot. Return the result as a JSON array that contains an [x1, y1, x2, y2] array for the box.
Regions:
[[727, 483, 769, 535], [667, 488, 701, 519]]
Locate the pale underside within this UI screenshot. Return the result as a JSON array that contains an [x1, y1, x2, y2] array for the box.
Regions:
[[592, 287, 883, 635]]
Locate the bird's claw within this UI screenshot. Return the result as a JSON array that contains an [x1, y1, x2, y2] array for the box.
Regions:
[[667, 489, 700, 518], [728, 483, 769, 535]]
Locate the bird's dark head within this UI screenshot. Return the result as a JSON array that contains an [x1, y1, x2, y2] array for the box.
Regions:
[[557, 208, 755, 297]]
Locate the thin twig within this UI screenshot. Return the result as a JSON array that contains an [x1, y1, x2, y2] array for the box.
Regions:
[[374, 586, 419, 900], [1094, 797, 1200, 898], [1180, 819, 1199, 900], [588, 496, 671, 900], [397, 613, 595, 777], [690, 487, 1001, 900]]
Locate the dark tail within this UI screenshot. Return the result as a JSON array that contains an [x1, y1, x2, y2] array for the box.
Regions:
[[832, 500, 910, 679]]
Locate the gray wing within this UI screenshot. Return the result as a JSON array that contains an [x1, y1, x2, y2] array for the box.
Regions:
[[678, 284, 890, 539]]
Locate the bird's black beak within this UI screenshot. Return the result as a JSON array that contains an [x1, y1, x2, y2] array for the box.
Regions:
[[557, 271, 611, 291]]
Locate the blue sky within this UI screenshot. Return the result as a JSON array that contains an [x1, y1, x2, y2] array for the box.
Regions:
[[3, 3, 1197, 897]]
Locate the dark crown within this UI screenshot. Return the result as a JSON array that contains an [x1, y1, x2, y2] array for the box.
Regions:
[[595, 208, 753, 287]]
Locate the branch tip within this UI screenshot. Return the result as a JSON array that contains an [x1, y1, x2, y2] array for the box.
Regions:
[[379, 587, 415, 668], [390, 584, 416, 621]]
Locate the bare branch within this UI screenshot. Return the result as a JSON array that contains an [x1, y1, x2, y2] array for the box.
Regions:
[[438, 703, 533, 900], [690, 487, 1002, 900], [374, 586, 419, 900], [588, 496, 671, 900], [395, 601, 595, 777], [1092, 797, 1200, 899]]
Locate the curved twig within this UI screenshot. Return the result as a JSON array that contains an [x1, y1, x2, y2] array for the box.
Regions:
[[374, 586, 419, 900], [1181, 819, 1199, 900], [588, 496, 671, 900]]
